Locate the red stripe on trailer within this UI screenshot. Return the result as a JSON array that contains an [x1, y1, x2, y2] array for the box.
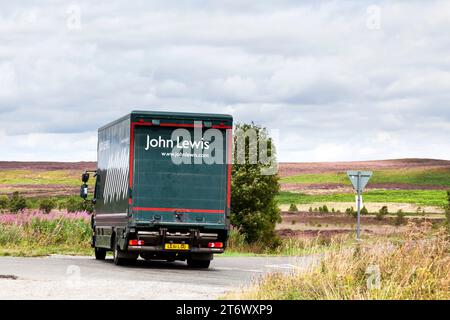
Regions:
[[160, 123, 202, 128], [133, 207, 225, 214], [158, 123, 232, 129]]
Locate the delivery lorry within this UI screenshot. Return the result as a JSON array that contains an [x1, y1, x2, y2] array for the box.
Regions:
[[80, 111, 233, 268]]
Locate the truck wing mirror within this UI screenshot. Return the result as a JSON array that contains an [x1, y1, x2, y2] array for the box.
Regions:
[[81, 173, 90, 183], [80, 184, 88, 199]]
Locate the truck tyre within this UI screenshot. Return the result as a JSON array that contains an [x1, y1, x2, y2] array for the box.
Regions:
[[94, 247, 106, 260], [113, 237, 127, 266], [187, 259, 210, 269], [113, 236, 138, 266]]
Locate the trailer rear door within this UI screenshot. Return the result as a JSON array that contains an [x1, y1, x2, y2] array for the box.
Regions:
[[130, 123, 230, 226]]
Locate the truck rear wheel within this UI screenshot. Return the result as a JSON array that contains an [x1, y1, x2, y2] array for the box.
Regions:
[[94, 247, 106, 260], [113, 237, 128, 266], [113, 236, 138, 266], [187, 259, 210, 269]]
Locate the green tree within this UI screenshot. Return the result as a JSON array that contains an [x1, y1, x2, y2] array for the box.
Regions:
[[231, 123, 281, 248], [9, 192, 27, 213]]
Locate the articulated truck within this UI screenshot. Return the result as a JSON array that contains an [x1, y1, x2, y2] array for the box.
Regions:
[[80, 111, 233, 268]]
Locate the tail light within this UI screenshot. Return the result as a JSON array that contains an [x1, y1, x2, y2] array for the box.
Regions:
[[129, 239, 144, 246], [208, 242, 223, 248]]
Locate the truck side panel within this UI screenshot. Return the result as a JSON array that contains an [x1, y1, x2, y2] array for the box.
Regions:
[[95, 117, 130, 225]]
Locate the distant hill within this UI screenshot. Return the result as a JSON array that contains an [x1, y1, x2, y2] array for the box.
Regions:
[[0, 161, 96, 171], [279, 159, 450, 177]]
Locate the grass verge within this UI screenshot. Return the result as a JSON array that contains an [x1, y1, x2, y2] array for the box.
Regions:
[[0, 211, 91, 257], [224, 222, 450, 300]]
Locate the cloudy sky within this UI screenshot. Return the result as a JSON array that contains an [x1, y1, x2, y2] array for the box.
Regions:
[[0, 1, 449, 162]]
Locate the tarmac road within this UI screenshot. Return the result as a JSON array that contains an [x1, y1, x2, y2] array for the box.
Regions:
[[0, 255, 318, 300]]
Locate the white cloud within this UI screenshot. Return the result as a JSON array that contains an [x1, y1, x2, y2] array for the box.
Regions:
[[0, 1, 449, 162]]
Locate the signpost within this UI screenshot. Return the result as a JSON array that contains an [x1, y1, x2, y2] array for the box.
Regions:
[[347, 171, 373, 240]]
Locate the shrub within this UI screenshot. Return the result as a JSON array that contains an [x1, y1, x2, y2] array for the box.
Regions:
[[8, 192, 27, 213], [346, 207, 356, 218], [376, 206, 389, 220], [288, 204, 299, 212], [321, 205, 329, 213], [0, 195, 9, 210], [39, 198, 56, 214], [360, 206, 369, 215], [308, 207, 313, 213], [395, 210, 406, 226], [65, 198, 80, 213]]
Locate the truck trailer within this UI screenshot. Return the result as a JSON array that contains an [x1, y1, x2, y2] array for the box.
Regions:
[[80, 111, 233, 268]]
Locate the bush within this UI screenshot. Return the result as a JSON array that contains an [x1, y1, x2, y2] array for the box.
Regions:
[[395, 210, 406, 226], [346, 207, 356, 218], [39, 198, 56, 214], [0, 195, 9, 210], [360, 206, 369, 215], [8, 192, 27, 213], [231, 123, 281, 249], [288, 204, 299, 212], [308, 207, 313, 213], [64, 198, 94, 213], [376, 206, 389, 220], [321, 205, 329, 213]]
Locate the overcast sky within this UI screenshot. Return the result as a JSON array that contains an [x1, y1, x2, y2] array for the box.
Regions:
[[0, 1, 449, 162]]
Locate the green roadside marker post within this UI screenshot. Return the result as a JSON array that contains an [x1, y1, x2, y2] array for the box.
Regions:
[[347, 171, 373, 240]]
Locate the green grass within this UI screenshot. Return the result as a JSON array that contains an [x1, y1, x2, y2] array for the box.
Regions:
[[277, 190, 448, 207], [0, 170, 79, 186], [281, 168, 450, 187], [24, 195, 79, 209]]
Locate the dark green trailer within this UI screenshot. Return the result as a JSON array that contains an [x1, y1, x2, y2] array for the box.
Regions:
[[80, 111, 233, 268]]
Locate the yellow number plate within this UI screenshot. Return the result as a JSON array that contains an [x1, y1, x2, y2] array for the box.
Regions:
[[164, 243, 190, 250]]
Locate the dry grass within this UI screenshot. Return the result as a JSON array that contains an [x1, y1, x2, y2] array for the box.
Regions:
[[225, 222, 450, 300], [226, 229, 352, 256]]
